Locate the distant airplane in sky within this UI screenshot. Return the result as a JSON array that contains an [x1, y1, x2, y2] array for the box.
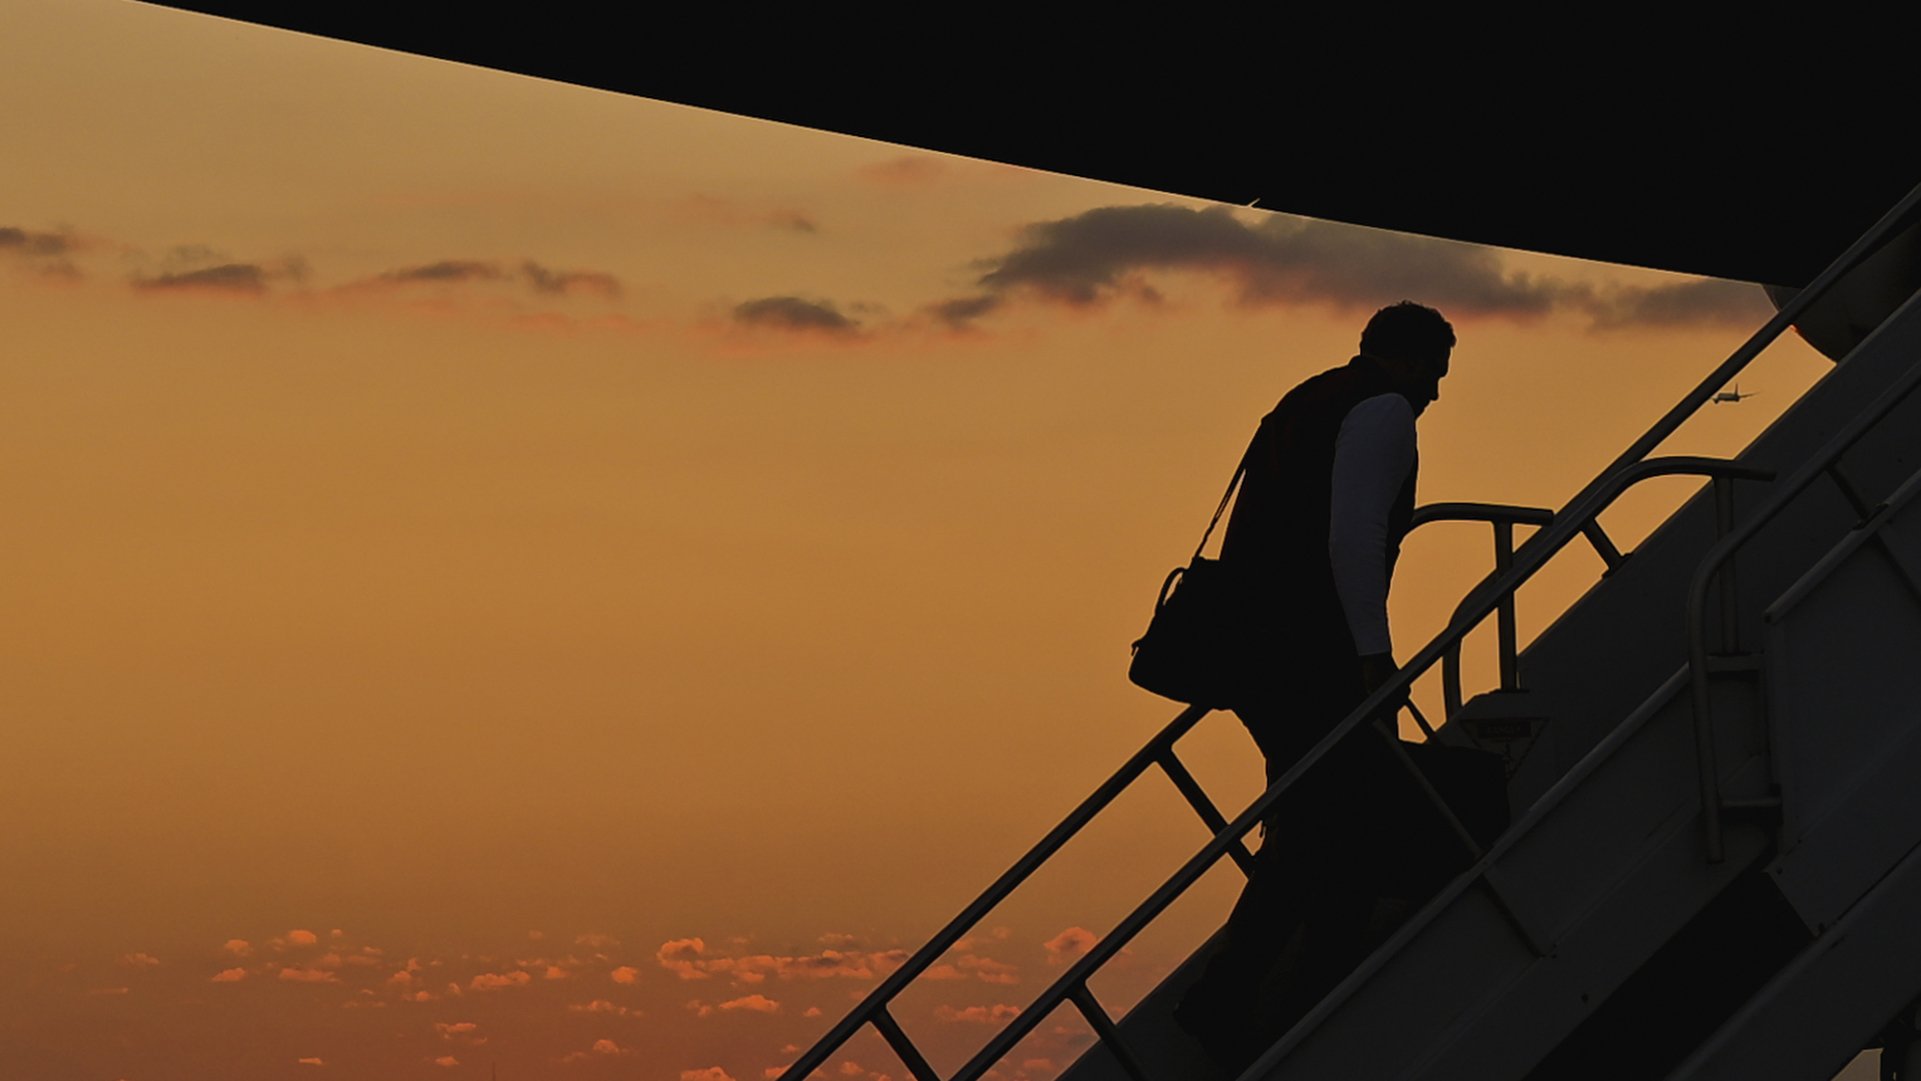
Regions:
[[1712, 383, 1759, 404]]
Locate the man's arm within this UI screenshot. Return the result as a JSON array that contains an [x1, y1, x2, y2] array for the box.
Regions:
[[1328, 393, 1417, 691]]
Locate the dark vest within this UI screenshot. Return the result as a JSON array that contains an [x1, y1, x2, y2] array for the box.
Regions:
[[1219, 355, 1419, 659]]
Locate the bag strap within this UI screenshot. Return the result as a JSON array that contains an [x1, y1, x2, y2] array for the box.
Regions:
[[1191, 421, 1262, 563]]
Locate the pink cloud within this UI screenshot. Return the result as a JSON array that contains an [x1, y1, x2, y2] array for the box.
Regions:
[[1043, 927, 1096, 964], [934, 1004, 1022, 1024], [568, 999, 635, 1016], [931, 953, 1019, 985], [118, 952, 161, 969], [543, 965, 569, 980], [590, 1039, 627, 1055], [211, 968, 248, 983], [402, 990, 437, 1003], [576, 932, 620, 949], [223, 939, 253, 957], [840, 1062, 865, 1076], [469, 971, 532, 992], [658, 939, 712, 980], [610, 966, 640, 985], [286, 929, 320, 947], [278, 967, 338, 984], [434, 1056, 459, 1068], [297, 1057, 324, 1067], [433, 1022, 480, 1042], [386, 971, 414, 988], [681, 1070, 738, 1081], [720, 994, 781, 1014], [656, 937, 907, 985], [804, 1006, 823, 1018]]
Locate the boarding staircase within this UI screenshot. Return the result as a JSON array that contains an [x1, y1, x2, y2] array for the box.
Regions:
[[780, 184, 1921, 1081]]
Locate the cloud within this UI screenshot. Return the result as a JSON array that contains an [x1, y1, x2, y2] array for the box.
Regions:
[[211, 968, 248, 983], [434, 1056, 460, 1068], [119, 952, 161, 968], [560, 1036, 626, 1067], [610, 965, 640, 984], [543, 965, 570, 980], [1580, 277, 1772, 330], [656, 937, 907, 985], [379, 260, 503, 285], [469, 971, 533, 991], [0, 225, 74, 256], [278, 967, 338, 984], [658, 939, 711, 979], [677, 195, 819, 234], [732, 296, 863, 336], [568, 999, 637, 1016], [934, 1003, 1022, 1024], [223, 939, 254, 957], [521, 260, 622, 299], [720, 994, 781, 1014], [927, 952, 1020, 985], [353, 259, 623, 303], [133, 263, 274, 294], [681, 1069, 739, 1081], [297, 1057, 324, 1067], [576, 933, 620, 949], [767, 210, 819, 234], [928, 203, 1766, 333], [433, 1021, 481, 1042], [285, 930, 320, 947], [1043, 927, 1096, 964]]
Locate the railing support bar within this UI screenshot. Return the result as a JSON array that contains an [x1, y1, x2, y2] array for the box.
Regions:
[[1068, 984, 1153, 1081], [1442, 641, 1464, 720], [1714, 476, 1739, 653], [1827, 461, 1873, 519], [1377, 725, 1548, 956], [1157, 749, 1256, 877], [871, 1007, 944, 1081], [1494, 520, 1520, 689], [1582, 520, 1627, 573]]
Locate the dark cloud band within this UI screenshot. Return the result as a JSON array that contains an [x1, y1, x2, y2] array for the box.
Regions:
[[933, 203, 1768, 331], [733, 296, 862, 335]]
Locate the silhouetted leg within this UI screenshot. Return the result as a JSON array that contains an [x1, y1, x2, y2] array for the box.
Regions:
[[1177, 661, 1362, 1064]]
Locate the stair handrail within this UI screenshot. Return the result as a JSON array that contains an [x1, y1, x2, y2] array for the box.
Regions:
[[790, 181, 1921, 1081], [944, 457, 1772, 1081], [1687, 292, 1921, 861], [774, 502, 1546, 1081]]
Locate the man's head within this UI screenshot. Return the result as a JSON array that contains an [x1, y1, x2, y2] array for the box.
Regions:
[[1359, 301, 1454, 415]]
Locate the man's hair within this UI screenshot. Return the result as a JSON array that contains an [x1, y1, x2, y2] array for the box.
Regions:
[[1359, 301, 1455, 365]]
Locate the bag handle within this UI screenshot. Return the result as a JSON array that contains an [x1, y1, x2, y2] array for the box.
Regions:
[[1190, 421, 1262, 563]]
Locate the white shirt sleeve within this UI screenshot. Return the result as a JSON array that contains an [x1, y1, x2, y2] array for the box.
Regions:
[[1329, 393, 1416, 656]]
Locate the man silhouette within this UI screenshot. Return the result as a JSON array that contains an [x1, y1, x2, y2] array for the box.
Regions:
[[1175, 301, 1454, 1071]]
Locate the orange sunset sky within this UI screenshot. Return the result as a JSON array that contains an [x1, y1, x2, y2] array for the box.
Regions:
[[1, 3, 1850, 1079]]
